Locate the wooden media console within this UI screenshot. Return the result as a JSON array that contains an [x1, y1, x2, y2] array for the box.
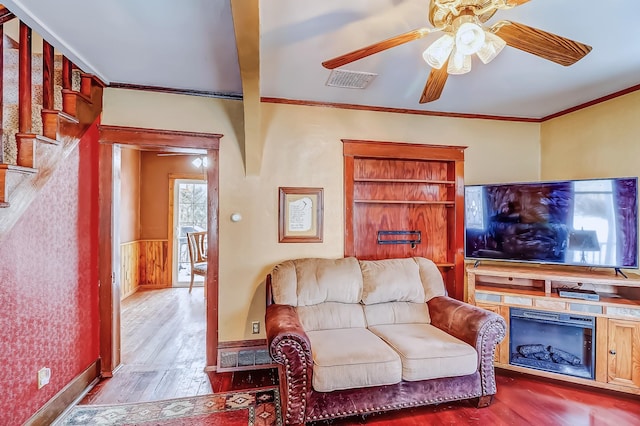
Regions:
[[467, 264, 640, 395]]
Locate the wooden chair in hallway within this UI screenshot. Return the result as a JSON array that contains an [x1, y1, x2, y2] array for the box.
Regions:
[[186, 231, 207, 293]]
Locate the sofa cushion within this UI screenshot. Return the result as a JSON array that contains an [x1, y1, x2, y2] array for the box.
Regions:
[[306, 328, 402, 392], [364, 301, 430, 326], [360, 258, 425, 305], [413, 257, 447, 301], [368, 323, 478, 381], [297, 302, 366, 331], [271, 257, 362, 307]]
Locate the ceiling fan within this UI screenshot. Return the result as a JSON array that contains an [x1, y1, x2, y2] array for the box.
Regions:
[[322, 0, 592, 103]]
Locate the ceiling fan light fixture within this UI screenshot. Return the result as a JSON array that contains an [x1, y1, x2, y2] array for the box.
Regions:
[[422, 33, 454, 69], [455, 22, 485, 55], [447, 47, 471, 75], [476, 31, 507, 64]]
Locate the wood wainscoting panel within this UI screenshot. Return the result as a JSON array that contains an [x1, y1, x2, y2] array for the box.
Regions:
[[120, 240, 170, 298], [120, 241, 140, 299], [139, 240, 170, 286]]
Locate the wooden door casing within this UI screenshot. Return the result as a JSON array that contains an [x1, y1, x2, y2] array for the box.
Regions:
[[98, 125, 222, 374]]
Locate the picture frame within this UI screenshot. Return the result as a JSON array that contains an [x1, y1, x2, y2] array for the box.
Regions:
[[278, 187, 324, 243]]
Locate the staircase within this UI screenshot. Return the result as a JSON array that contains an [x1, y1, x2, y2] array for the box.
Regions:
[[0, 7, 103, 239]]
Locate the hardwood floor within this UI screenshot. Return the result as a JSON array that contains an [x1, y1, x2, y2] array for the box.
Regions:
[[82, 287, 212, 404], [81, 288, 640, 425], [310, 371, 640, 425]]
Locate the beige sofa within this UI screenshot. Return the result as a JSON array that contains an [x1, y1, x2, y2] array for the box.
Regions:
[[265, 257, 506, 425]]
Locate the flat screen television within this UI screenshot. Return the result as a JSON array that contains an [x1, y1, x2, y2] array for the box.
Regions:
[[464, 177, 638, 269]]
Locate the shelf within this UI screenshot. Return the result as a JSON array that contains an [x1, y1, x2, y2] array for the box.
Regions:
[[354, 200, 454, 205], [467, 264, 640, 288], [354, 178, 455, 185], [475, 283, 640, 308], [344, 140, 466, 301]]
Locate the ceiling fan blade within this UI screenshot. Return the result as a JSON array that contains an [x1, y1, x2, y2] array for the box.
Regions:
[[491, 20, 592, 66], [322, 28, 432, 69], [420, 63, 449, 103]]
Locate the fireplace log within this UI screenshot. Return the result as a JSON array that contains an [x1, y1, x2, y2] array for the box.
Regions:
[[532, 351, 550, 361], [549, 346, 581, 365], [517, 344, 547, 356]]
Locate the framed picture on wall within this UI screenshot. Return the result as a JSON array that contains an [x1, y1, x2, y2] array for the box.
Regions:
[[278, 187, 324, 243]]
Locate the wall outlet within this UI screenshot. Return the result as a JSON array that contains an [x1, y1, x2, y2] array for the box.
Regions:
[[37, 367, 51, 389], [252, 321, 260, 334]]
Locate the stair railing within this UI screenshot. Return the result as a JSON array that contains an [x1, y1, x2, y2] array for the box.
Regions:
[[0, 7, 104, 237]]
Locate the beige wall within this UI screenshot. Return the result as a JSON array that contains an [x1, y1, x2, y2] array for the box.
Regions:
[[102, 88, 540, 341], [540, 91, 640, 180], [119, 147, 141, 243]]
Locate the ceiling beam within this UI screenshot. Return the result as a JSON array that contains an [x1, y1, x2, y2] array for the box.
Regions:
[[230, 0, 261, 176]]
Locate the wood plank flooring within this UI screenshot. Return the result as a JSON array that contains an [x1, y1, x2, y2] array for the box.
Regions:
[[81, 288, 640, 425], [310, 371, 640, 425], [82, 287, 212, 404]]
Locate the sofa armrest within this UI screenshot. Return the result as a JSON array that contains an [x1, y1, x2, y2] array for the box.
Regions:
[[427, 296, 506, 395], [266, 304, 313, 425]]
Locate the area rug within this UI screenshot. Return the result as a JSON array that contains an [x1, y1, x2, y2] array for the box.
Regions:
[[55, 388, 281, 426]]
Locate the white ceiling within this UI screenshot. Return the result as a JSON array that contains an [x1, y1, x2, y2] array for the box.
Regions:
[[5, 0, 640, 119], [4, 0, 243, 95]]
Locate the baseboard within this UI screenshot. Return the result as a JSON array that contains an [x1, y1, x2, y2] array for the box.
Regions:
[[24, 359, 100, 426], [121, 285, 139, 300], [217, 339, 276, 372]]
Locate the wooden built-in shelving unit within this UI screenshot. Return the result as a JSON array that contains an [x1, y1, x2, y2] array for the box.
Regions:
[[343, 140, 466, 300]]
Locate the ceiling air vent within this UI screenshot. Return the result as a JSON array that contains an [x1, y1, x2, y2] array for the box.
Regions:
[[326, 69, 377, 89]]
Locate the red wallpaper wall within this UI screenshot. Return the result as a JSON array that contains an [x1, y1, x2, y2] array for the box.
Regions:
[[0, 121, 100, 424]]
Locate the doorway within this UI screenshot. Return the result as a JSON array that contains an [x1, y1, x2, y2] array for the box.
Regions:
[[98, 125, 222, 375], [171, 177, 208, 287]]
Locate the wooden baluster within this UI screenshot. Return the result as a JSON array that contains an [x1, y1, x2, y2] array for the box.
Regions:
[[42, 40, 54, 110], [81, 73, 91, 97], [0, 6, 15, 164], [61, 56, 74, 116], [16, 22, 35, 168], [62, 56, 71, 91], [0, 8, 16, 206], [0, 24, 4, 164], [40, 40, 61, 140], [18, 22, 31, 134]]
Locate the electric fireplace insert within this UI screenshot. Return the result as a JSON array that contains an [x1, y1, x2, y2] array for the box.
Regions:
[[509, 308, 595, 380]]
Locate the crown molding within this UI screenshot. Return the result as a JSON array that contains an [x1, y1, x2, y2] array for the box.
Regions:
[[261, 97, 541, 123]]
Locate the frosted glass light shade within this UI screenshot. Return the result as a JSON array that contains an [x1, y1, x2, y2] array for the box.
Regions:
[[455, 22, 485, 55], [192, 156, 209, 168], [477, 31, 507, 64], [447, 47, 471, 75], [422, 33, 455, 69]]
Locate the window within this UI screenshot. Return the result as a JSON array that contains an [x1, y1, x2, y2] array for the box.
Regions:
[[174, 179, 207, 284], [570, 180, 616, 265]]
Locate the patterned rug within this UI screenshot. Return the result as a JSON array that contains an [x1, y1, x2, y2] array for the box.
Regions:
[[55, 388, 281, 426]]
